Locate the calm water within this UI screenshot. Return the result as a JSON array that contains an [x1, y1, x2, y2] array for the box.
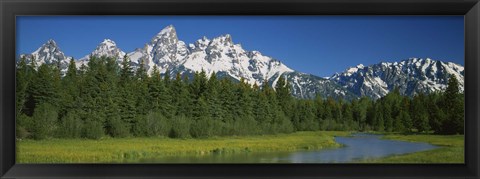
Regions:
[[140, 133, 438, 163]]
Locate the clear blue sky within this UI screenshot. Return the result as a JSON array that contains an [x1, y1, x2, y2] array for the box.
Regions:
[[17, 16, 464, 77]]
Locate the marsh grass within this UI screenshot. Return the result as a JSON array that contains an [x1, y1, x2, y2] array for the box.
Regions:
[[17, 131, 350, 163], [358, 134, 464, 163]]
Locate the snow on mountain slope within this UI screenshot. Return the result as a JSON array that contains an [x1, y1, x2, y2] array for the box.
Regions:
[[126, 25, 189, 73], [76, 39, 127, 68], [79, 39, 126, 61], [330, 58, 464, 99], [279, 72, 357, 100], [182, 34, 294, 85], [20, 26, 463, 100], [19, 39, 71, 75]]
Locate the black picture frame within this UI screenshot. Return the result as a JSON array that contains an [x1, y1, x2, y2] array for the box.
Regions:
[[1, 0, 479, 178]]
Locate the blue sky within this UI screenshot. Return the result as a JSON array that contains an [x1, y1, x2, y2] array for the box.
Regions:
[[17, 16, 464, 77]]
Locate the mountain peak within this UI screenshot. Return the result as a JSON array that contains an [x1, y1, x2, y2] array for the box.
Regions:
[[78, 39, 125, 61], [100, 39, 116, 46], [160, 24, 175, 34], [34, 39, 61, 55], [190, 36, 211, 51], [21, 38, 70, 74], [94, 39, 120, 50], [331, 57, 465, 99], [151, 25, 178, 44], [211, 34, 233, 46], [46, 39, 57, 46]]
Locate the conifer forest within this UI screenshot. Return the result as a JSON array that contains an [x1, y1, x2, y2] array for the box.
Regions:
[[15, 55, 465, 140]]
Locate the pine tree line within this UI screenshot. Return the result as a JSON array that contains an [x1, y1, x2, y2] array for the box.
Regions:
[[15, 56, 464, 140]]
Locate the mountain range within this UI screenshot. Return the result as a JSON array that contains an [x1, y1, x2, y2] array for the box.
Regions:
[[19, 25, 464, 100]]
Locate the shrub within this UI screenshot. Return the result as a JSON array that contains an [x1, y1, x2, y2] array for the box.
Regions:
[[32, 103, 58, 140], [147, 111, 171, 137], [169, 115, 191, 139], [16, 126, 30, 139], [17, 114, 33, 139], [133, 115, 147, 137], [58, 110, 83, 138], [190, 117, 215, 138], [106, 117, 130, 138], [273, 115, 294, 134], [83, 119, 104, 140], [233, 116, 258, 136]]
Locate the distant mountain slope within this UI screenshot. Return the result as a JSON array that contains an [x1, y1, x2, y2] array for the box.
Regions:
[[20, 26, 463, 100], [330, 58, 464, 99], [19, 39, 71, 75]]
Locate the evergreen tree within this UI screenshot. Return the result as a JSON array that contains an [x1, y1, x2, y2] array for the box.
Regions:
[[172, 73, 192, 117], [253, 81, 273, 132], [411, 94, 431, 133], [15, 52, 466, 140], [148, 66, 173, 118], [16, 56, 32, 117], [135, 58, 148, 80], [120, 54, 134, 82], [342, 102, 354, 130], [441, 75, 464, 134], [275, 75, 293, 118], [28, 64, 61, 110], [365, 101, 376, 131], [117, 56, 137, 131], [401, 98, 413, 133], [60, 58, 80, 118], [313, 95, 325, 123], [374, 103, 385, 131], [134, 59, 150, 115], [205, 72, 222, 120]]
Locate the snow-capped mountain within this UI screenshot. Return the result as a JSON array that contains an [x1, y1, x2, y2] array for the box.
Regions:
[[77, 39, 127, 68], [330, 58, 464, 99], [125, 25, 295, 87], [127, 25, 189, 73], [183, 34, 294, 86], [280, 72, 357, 100], [19, 25, 464, 100], [19, 39, 72, 75]]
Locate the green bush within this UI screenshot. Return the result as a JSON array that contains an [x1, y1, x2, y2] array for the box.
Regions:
[[134, 112, 171, 137], [190, 117, 216, 138], [106, 117, 130, 138], [233, 116, 258, 136], [17, 114, 33, 139], [169, 115, 191, 139], [57, 110, 83, 138], [133, 115, 147, 137], [32, 103, 58, 140], [16, 126, 30, 139], [146, 111, 171, 137], [273, 115, 294, 134], [83, 119, 104, 139]]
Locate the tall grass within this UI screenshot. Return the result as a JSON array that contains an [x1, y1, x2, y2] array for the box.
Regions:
[[17, 131, 350, 163], [359, 134, 464, 163]]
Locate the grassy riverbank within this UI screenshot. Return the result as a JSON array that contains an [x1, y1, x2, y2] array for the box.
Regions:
[[17, 131, 350, 163], [360, 134, 464, 163]]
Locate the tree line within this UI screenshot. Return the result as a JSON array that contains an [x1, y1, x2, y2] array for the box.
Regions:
[[15, 56, 464, 140]]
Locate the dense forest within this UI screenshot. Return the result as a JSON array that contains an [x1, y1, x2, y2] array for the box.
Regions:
[[16, 56, 465, 140]]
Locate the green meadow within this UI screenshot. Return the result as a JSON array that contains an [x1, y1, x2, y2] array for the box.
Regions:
[[359, 134, 464, 163], [17, 131, 350, 163], [17, 131, 463, 163]]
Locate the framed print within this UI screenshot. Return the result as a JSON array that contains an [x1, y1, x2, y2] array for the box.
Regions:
[[1, 0, 480, 178]]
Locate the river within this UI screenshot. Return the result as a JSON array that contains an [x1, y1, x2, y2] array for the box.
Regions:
[[140, 133, 438, 163]]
